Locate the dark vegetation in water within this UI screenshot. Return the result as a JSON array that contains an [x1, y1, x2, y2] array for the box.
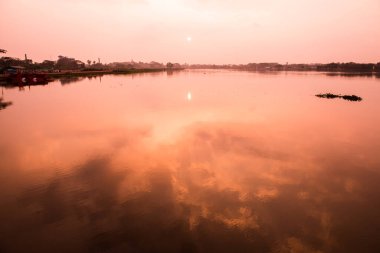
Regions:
[[316, 93, 362, 101], [0, 98, 12, 110]]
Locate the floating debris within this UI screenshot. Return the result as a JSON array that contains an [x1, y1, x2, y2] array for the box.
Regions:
[[0, 98, 13, 110], [316, 93, 362, 101]]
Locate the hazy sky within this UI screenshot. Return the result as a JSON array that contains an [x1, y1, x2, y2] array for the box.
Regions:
[[1, 0, 379, 64]]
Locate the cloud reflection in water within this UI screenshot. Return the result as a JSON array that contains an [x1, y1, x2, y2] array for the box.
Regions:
[[0, 121, 379, 253]]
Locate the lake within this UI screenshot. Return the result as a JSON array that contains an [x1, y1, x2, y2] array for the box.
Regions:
[[0, 70, 380, 253]]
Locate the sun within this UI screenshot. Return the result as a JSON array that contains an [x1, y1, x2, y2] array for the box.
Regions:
[[186, 36, 192, 42], [187, 91, 192, 101]]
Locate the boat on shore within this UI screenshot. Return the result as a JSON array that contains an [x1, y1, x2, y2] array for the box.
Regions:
[[2, 73, 50, 85], [6, 73, 49, 85], [0, 66, 51, 86]]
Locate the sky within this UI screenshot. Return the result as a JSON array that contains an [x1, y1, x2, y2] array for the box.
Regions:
[[0, 0, 379, 64]]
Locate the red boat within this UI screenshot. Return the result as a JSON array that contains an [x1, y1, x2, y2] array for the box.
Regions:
[[8, 73, 50, 85], [1, 66, 51, 85]]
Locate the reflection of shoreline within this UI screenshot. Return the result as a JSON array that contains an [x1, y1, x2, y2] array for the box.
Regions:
[[0, 69, 184, 88], [47, 68, 183, 79], [189, 68, 380, 78], [0, 69, 183, 84], [324, 71, 380, 78], [247, 70, 380, 78]]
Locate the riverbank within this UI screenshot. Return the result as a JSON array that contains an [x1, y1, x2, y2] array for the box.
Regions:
[[47, 68, 183, 78], [0, 68, 184, 85]]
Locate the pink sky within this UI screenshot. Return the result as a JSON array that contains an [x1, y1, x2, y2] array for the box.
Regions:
[[0, 0, 379, 64]]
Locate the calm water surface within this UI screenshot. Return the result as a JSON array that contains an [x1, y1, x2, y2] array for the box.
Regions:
[[1, 70, 380, 253]]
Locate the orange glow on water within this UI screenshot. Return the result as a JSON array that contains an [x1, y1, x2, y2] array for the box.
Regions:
[[1, 70, 380, 252]]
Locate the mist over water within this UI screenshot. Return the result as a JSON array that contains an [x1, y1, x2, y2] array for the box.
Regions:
[[1, 70, 380, 253]]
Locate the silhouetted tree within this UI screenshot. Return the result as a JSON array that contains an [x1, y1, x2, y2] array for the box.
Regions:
[[87, 60, 91, 66], [56, 55, 84, 70], [0, 49, 6, 53], [40, 60, 55, 69]]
